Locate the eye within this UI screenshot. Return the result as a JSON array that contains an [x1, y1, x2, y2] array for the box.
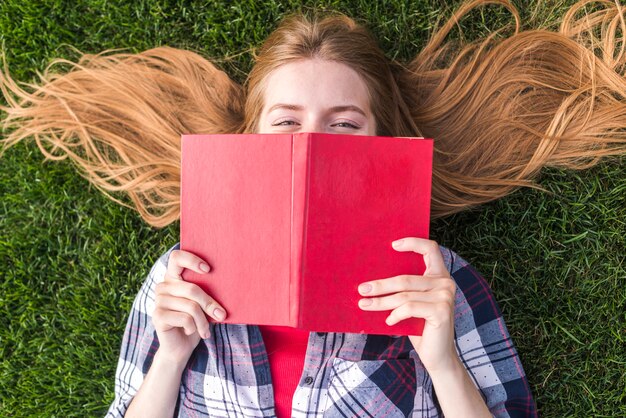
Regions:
[[331, 121, 361, 129], [271, 118, 299, 127]]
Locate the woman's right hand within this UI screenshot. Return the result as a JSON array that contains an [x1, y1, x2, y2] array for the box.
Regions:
[[152, 249, 227, 363]]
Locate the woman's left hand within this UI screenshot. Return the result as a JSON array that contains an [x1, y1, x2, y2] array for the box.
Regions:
[[358, 237, 459, 373]]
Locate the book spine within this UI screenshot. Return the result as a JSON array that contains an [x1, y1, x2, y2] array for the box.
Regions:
[[290, 133, 310, 328]]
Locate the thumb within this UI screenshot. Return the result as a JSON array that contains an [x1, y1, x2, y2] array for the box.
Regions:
[[392, 237, 447, 277]]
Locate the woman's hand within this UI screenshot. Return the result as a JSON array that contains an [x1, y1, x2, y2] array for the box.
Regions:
[[357, 237, 458, 373], [125, 249, 228, 418], [153, 249, 227, 364]]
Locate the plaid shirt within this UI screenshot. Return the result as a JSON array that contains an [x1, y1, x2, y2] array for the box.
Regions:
[[106, 244, 537, 417]]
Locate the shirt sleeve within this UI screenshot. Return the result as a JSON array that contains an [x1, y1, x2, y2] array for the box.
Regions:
[[441, 247, 538, 418], [105, 243, 179, 418]]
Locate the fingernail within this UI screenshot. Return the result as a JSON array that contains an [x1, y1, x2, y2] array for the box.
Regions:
[[358, 283, 372, 294], [213, 308, 226, 321], [359, 299, 372, 307], [392, 239, 404, 248], [199, 262, 210, 272]]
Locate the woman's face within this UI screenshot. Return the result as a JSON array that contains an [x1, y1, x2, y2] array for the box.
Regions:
[[257, 59, 376, 135]]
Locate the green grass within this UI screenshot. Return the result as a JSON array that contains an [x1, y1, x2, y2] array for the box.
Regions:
[[1, 0, 624, 416]]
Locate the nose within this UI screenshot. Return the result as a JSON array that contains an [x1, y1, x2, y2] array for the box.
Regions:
[[300, 116, 325, 133]]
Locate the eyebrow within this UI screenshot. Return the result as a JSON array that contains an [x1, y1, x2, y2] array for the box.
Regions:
[[266, 103, 367, 117]]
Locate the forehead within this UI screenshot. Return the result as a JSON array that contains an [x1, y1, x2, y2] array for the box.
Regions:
[[262, 59, 371, 109]]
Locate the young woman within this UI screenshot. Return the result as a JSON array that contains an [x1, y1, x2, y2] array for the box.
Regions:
[[114, 54, 533, 417], [1, 0, 624, 417]]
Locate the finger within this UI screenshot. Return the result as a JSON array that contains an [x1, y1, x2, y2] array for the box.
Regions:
[[157, 295, 211, 338], [358, 274, 442, 296], [166, 249, 211, 281], [391, 237, 447, 276], [359, 289, 452, 311], [156, 281, 227, 321], [153, 308, 198, 336], [385, 301, 453, 327]]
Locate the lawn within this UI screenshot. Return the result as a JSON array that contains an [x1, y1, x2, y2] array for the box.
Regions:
[[1, 0, 624, 416]]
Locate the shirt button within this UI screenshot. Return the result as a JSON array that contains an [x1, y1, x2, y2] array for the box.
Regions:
[[304, 376, 314, 385], [316, 332, 326, 337]]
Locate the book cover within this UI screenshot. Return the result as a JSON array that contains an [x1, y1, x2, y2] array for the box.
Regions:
[[180, 132, 433, 335]]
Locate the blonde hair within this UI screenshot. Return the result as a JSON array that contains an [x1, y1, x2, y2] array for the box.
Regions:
[[1, 0, 625, 227], [242, 13, 419, 136], [1, 49, 243, 227]]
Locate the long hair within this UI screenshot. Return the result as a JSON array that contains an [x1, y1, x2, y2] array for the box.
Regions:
[[1, 0, 625, 227], [0, 49, 243, 227]]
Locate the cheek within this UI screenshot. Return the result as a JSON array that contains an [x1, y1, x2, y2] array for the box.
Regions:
[[259, 117, 280, 134], [368, 122, 377, 135], [366, 117, 378, 135]]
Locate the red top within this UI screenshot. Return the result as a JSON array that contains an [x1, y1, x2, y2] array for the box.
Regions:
[[259, 325, 309, 418]]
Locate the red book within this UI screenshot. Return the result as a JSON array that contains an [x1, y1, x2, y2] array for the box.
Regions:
[[180, 133, 433, 336]]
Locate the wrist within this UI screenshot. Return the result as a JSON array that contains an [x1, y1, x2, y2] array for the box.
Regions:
[[428, 354, 492, 417], [126, 348, 189, 418], [427, 352, 466, 383], [153, 348, 191, 374], [419, 342, 461, 375]]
